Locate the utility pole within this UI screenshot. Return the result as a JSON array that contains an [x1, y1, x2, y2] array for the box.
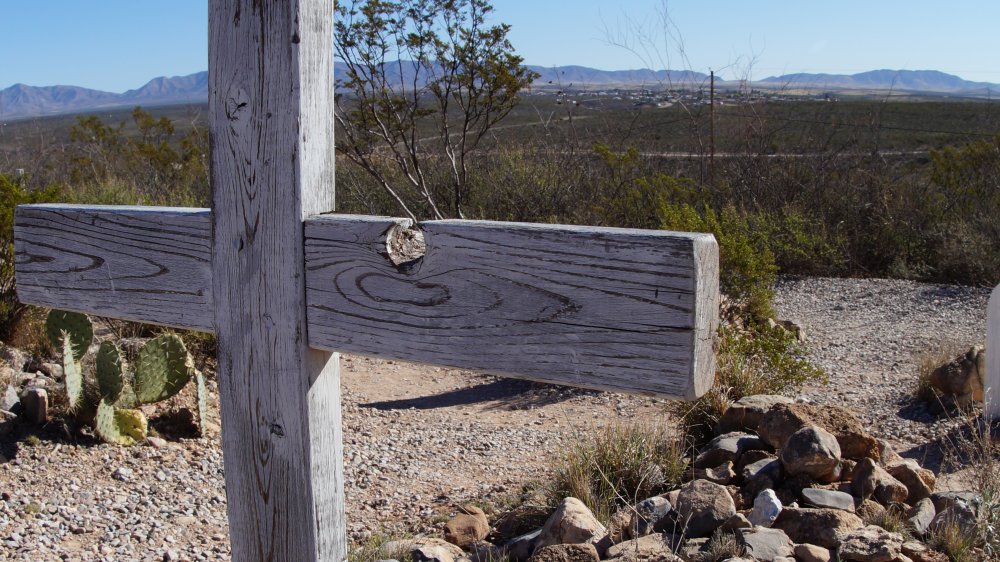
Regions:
[[709, 69, 715, 186]]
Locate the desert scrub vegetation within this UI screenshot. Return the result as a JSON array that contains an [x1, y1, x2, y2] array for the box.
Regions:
[[671, 321, 827, 446], [548, 422, 688, 524]]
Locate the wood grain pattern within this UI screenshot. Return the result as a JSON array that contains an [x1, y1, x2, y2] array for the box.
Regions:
[[987, 285, 1000, 420], [305, 215, 719, 399], [14, 204, 213, 331], [209, 1, 343, 561]]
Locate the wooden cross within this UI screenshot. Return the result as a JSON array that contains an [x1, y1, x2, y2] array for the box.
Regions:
[[987, 284, 1000, 420], [12, 1, 719, 560]]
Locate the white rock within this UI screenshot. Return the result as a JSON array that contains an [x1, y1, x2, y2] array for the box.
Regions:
[[749, 489, 782, 528]]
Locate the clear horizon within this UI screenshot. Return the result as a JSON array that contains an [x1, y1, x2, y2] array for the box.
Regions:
[[2, 1, 999, 92]]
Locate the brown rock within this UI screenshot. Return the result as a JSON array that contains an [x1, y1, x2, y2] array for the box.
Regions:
[[877, 439, 904, 465], [382, 538, 465, 562], [837, 525, 903, 561], [675, 480, 736, 538], [856, 500, 886, 521], [772, 507, 864, 549], [529, 544, 599, 562], [900, 541, 950, 562], [886, 461, 935, 505], [444, 506, 490, 548], [604, 534, 680, 561], [535, 498, 607, 551], [929, 346, 985, 401], [795, 543, 832, 562], [695, 461, 735, 485], [758, 403, 880, 460], [779, 426, 842, 481], [717, 394, 794, 434], [853, 458, 908, 505]]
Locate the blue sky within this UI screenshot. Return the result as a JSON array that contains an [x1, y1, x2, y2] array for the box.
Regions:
[[2, 1, 999, 91]]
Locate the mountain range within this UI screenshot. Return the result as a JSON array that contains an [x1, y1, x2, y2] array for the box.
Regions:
[[2, 67, 997, 121]]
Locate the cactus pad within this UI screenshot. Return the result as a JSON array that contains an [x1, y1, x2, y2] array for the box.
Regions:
[[134, 334, 193, 404], [94, 399, 148, 446], [63, 337, 84, 409], [96, 341, 124, 402], [45, 310, 93, 358], [195, 370, 208, 436]]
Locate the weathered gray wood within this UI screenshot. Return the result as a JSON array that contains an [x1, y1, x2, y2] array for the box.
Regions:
[[305, 215, 719, 399], [987, 284, 1000, 420], [14, 204, 213, 331], [209, 1, 343, 562], [14, 207, 719, 399]]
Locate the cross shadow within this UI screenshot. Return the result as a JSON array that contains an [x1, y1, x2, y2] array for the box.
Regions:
[[359, 378, 599, 411]]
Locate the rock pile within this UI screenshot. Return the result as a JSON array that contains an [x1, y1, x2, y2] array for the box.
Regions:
[[391, 395, 984, 562]]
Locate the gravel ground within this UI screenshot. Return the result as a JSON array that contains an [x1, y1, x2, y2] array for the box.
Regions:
[[0, 276, 994, 561]]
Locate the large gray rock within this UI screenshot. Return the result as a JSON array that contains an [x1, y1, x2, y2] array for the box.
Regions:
[[19, 387, 47, 425], [837, 525, 903, 562], [741, 457, 783, 498], [0, 409, 16, 437], [738, 527, 794, 560], [504, 529, 541, 562], [1, 384, 20, 414], [852, 458, 908, 506], [779, 426, 842, 481], [717, 394, 794, 434], [535, 498, 607, 552], [929, 501, 977, 537], [773, 507, 864, 550], [675, 479, 736, 538], [693, 432, 766, 469], [907, 498, 936, 536], [801, 488, 856, 513]]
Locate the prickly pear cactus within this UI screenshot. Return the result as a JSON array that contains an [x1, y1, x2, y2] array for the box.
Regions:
[[134, 334, 193, 404], [46, 310, 93, 410], [194, 370, 208, 436], [62, 337, 84, 409], [45, 310, 93, 358], [94, 399, 148, 446], [95, 341, 124, 402]]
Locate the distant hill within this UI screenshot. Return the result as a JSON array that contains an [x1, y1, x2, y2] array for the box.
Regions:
[[757, 69, 998, 94], [4, 67, 999, 121], [1, 72, 208, 121]]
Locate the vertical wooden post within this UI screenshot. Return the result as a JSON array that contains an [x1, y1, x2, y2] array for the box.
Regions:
[[987, 285, 1000, 420], [209, 1, 343, 560]]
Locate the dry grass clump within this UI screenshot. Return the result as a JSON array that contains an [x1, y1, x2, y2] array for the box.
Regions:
[[348, 531, 414, 562], [937, 417, 1000, 560], [914, 340, 966, 406], [550, 422, 689, 523], [695, 531, 745, 562]]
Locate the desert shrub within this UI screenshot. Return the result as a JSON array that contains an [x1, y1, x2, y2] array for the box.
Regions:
[[670, 322, 827, 446], [659, 203, 777, 320], [550, 422, 688, 523], [0, 174, 63, 340]]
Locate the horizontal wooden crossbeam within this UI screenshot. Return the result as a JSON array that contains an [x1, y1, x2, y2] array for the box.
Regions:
[[15, 204, 719, 399]]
